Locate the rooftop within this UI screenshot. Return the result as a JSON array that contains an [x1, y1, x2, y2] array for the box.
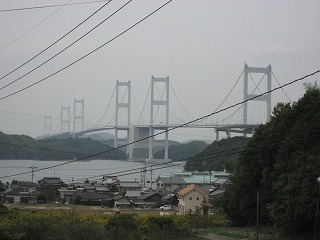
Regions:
[[178, 184, 208, 197]]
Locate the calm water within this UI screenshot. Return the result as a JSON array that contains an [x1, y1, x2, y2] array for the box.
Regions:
[[0, 159, 185, 185]]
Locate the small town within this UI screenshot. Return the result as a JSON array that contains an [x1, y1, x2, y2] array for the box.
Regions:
[[1, 171, 230, 214]]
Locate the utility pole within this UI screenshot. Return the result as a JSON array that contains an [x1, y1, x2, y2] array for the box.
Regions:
[[30, 166, 37, 183], [256, 191, 260, 240], [150, 164, 153, 189]]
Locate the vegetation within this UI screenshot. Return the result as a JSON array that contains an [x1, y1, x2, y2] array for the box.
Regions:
[[0, 207, 227, 240], [154, 140, 208, 161], [0, 132, 126, 160], [223, 83, 320, 239], [184, 137, 250, 172]]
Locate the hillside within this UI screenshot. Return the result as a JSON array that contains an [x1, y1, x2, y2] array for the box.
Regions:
[[184, 136, 250, 172], [223, 84, 320, 238], [154, 140, 208, 161], [0, 132, 126, 160]]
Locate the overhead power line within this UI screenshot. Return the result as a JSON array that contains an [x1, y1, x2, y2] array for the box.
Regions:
[[0, 69, 319, 180], [0, 0, 173, 101], [0, 0, 74, 54], [0, 0, 111, 13], [0, 0, 121, 89]]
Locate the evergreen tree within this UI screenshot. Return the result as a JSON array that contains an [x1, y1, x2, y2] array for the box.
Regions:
[[223, 83, 320, 238]]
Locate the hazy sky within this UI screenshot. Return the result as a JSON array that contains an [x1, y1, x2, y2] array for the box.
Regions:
[[0, 0, 319, 142]]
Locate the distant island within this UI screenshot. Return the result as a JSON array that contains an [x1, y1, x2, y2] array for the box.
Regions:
[[0, 131, 126, 160]]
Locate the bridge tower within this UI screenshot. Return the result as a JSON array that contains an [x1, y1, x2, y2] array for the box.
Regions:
[[115, 80, 131, 155], [44, 115, 52, 137], [73, 99, 84, 133], [60, 106, 70, 133], [148, 76, 169, 161], [243, 64, 272, 135]]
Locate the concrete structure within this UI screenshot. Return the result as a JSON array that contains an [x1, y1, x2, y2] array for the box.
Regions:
[[243, 63, 272, 136], [73, 99, 84, 133], [44, 115, 52, 136], [60, 106, 70, 133], [114, 81, 131, 155], [149, 76, 169, 161]]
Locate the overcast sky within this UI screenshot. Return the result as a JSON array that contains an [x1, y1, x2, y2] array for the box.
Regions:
[[0, 0, 319, 142]]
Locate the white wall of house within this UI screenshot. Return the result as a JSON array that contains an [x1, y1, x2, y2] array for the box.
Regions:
[[179, 190, 208, 215]]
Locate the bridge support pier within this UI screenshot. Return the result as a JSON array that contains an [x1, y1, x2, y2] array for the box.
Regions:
[[114, 80, 131, 157], [215, 131, 220, 141], [227, 130, 231, 139], [44, 115, 52, 137], [73, 99, 84, 134], [243, 63, 272, 136]]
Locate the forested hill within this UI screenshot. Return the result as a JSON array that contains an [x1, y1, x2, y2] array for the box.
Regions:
[[0, 132, 126, 160], [223, 84, 320, 238], [153, 140, 208, 161], [184, 136, 250, 172]]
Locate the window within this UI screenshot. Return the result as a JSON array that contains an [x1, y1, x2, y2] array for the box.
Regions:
[[196, 197, 199, 200], [189, 196, 192, 200]]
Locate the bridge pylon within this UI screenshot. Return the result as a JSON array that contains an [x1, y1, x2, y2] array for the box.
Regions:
[[60, 106, 70, 133], [73, 99, 84, 134], [115, 80, 131, 156], [148, 76, 170, 162], [44, 115, 52, 137], [243, 63, 272, 136]]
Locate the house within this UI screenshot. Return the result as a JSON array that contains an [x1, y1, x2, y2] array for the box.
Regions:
[[58, 188, 77, 203], [211, 178, 231, 190], [3, 182, 39, 204], [102, 176, 119, 192], [118, 181, 141, 192], [135, 191, 162, 207], [125, 190, 142, 199], [155, 176, 186, 192], [38, 177, 65, 187], [178, 184, 211, 215], [112, 195, 132, 208], [74, 192, 110, 205]]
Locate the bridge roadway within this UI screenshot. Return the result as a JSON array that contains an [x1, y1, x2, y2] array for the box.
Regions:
[[74, 123, 260, 138]]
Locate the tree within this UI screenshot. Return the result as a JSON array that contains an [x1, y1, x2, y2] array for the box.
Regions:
[[223, 83, 320, 237]]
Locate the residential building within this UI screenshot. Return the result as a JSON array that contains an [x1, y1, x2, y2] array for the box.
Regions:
[[178, 184, 211, 215], [3, 181, 39, 204]]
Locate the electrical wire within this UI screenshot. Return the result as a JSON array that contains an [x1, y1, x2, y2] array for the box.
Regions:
[[0, 0, 73, 54], [201, 70, 244, 124], [272, 71, 292, 102], [215, 72, 267, 125], [1, 69, 319, 180], [0, 0, 129, 91], [0, 0, 111, 80], [80, 128, 320, 181], [0, 0, 111, 13], [0, 0, 174, 101]]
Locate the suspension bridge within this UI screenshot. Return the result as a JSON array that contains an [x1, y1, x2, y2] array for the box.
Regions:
[[44, 64, 289, 162]]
